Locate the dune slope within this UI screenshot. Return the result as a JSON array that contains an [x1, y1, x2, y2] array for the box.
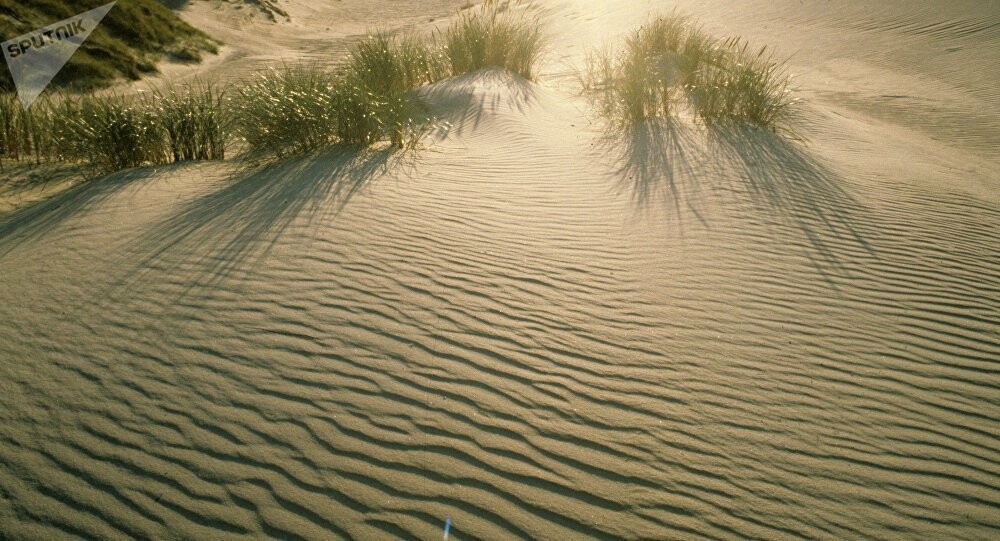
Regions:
[[0, 0, 216, 91], [0, 1, 998, 539]]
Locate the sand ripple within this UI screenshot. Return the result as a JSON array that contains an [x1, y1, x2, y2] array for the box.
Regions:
[[1, 1, 999, 539]]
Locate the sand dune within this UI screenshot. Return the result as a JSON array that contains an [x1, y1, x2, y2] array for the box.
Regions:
[[1, 1, 998, 539]]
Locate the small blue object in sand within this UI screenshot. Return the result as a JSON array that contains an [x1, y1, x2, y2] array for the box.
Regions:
[[443, 516, 451, 540]]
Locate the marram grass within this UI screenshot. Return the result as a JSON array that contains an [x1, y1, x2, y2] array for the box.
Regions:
[[1, 0, 548, 175], [0, 93, 33, 165], [692, 37, 795, 128], [230, 64, 338, 160], [228, 0, 547, 160], [3, 89, 201, 173], [443, 0, 546, 79], [151, 80, 228, 162], [584, 13, 795, 131], [334, 32, 440, 147], [0, 93, 59, 166], [228, 32, 444, 161], [59, 93, 170, 173]]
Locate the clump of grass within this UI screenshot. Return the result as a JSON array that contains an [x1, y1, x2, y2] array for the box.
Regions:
[[58, 93, 169, 173], [230, 64, 338, 160], [584, 13, 794, 131], [4, 89, 218, 174], [334, 32, 442, 147], [626, 15, 705, 92], [337, 33, 413, 146], [584, 13, 717, 125], [691, 38, 794, 128], [4, 91, 176, 173], [231, 33, 443, 159], [585, 42, 675, 126], [0, 93, 60, 166], [443, 0, 545, 79], [1, 93, 33, 165], [395, 34, 453, 88], [151, 80, 227, 162]]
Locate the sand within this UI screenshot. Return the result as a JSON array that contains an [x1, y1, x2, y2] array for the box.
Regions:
[[0, 0, 998, 539]]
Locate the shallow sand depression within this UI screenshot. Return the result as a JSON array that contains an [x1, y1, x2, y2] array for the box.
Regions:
[[0, 0, 998, 539]]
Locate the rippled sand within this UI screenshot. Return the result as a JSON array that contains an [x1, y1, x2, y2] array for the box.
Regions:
[[1, 1, 998, 539]]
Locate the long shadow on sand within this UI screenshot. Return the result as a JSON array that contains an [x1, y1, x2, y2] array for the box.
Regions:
[[105, 147, 412, 301], [0, 166, 173, 258], [598, 117, 709, 229], [706, 125, 877, 278], [603, 119, 877, 281], [417, 69, 541, 137]]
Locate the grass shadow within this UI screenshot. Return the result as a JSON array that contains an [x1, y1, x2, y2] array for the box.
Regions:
[[104, 146, 413, 301], [0, 165, 171, 258], [598, 113, 876, 282], [706, 125, 877, 281], [0, 163, 86, 218], [596, 116, 709, 228], [418, 68, 541, 139]]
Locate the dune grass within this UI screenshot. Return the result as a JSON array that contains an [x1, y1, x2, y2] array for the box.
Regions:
[[1, 93, 36, 165], [389, 34, 453, 89], [3, 88, 217, 173], [334, 32, 437, 147], [152, 81, 228, 162], [443, 0, 545, 79], [583, 13, 713, 126], [0, 93, 62, 166], [224, 0, 545, 161], [692, 37, 795, 128], [584, 13, 794, 131], [230, 65, 338, 160], [225, 0, 549, 159], [229, 34, 441, 161], [2, 1, 548, 176], [57, 93, 170, 173]]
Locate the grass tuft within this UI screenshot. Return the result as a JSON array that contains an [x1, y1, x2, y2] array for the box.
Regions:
[[58, 93, 169, 173], [337, 33, 412, 147], [230, 64, 338, 160], [444, 0, 545, 79], [691, 37, 795, 128], [584, 13, 713, 126], [230, 33, 443, 160], [584, 13, 794, 131], [1, 93, 61, 166], [1, 93, 34, 165], [335, 32, 442, 147], [152, 80, 228, 162]]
